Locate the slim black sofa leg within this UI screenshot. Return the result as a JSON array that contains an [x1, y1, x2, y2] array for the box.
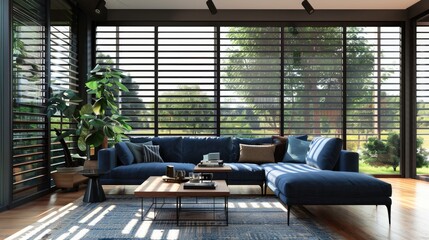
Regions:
[[287, 205, 291, 226], [260, 184, 264, 196], [386, 204, 391, 225], [264, 181, 267, 196]]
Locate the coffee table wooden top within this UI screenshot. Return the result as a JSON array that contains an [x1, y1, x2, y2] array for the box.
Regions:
[[194, 165, 232, 173], [134, 176, 230, 198]]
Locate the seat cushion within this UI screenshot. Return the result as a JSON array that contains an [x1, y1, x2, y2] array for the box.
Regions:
[[274, 171, 392, 201], [261, 163, 320, 196], [213, 163, 265, 185], [110, 162, 195, 180]]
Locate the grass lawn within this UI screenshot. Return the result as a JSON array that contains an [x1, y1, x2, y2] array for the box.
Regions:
[[359, 162, 429, 175]]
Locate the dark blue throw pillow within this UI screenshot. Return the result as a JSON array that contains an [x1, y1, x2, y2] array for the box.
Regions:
[[305, 137, 343, 170], [283, 136, 310, 163], [115, 142, 134, 165]]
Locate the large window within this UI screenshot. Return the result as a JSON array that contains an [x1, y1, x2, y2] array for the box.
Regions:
[[416, 25, 429, 176], [95, 24, 402, 174], [49, 0, 79, 173], [12, 0, 48, 201]]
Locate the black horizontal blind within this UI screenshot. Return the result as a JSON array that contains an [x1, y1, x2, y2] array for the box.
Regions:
[[158, 26, 217, 135], [96, 26, 156, 135], [283, 27, 343, 137], [12, 0, 48, 201], [220, 27, 281, 137], [49, 0, 79, 172], [416, 25, 429, 174], [94, 25, 402, 148], [346, 27, 401, 150]]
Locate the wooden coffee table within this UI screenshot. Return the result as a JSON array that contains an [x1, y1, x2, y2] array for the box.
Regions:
[[134, 176, 230, 225]]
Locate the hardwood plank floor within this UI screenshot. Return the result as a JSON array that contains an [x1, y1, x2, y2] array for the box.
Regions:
[[0, 178, 428, 240]]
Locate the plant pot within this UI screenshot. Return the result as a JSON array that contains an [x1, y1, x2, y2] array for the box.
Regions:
[[52, 166, 87, 190]]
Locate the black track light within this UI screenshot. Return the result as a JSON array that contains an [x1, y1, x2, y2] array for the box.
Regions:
[[206, 0, 217, 15], [302, 0, 314, 15], [95, 0, 106, 14]]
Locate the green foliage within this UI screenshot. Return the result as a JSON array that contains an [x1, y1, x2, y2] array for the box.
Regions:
[[47, 65, 132, 151], [362, 133, 429, 171]]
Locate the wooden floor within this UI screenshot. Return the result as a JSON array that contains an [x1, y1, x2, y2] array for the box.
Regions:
[[0, 178, 428, 240]]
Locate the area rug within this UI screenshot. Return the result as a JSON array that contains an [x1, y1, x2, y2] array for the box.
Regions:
[[8, 196, 341, 240]]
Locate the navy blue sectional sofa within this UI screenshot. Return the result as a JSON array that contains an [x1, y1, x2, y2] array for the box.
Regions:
[[97, 136, 392, 225]]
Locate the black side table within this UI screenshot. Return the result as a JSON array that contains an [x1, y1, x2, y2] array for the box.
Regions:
[[80, 169, 107, 203]]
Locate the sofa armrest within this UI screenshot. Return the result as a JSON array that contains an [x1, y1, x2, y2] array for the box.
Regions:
[[98, 148, 118, 172], [335, 150, 359, 172]]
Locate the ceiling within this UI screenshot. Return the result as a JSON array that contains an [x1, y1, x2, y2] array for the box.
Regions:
[[106, 0, 420, 10]]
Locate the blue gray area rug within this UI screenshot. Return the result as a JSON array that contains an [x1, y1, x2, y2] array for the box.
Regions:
[[10, 196, 340, 240]]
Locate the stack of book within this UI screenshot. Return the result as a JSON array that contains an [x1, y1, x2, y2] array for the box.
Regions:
[[198, 160, 224, 167], [183, 181, 217, 189]]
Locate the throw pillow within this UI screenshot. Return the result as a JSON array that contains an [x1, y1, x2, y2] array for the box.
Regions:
[[272, 136, 288, 162], [238, 144, 276, 164], [125, 141, 152, 163], [142, 145, 164, 162], [283, 136, 310, 163], [115, 142, 134, 165], [305, 137, 343, 170]]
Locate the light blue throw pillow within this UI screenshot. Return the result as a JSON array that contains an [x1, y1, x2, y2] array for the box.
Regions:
[[283, 136, 310, 163], [305, 137, 343, 170]]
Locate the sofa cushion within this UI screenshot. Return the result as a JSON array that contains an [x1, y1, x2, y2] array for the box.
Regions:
[[215, 163, 265, 184], [274, 171, 392, 202], [232, 137, 273, 162], [272, 136, 288, 162], [262, 162, 320, 196], [125, 141, 152, 163], [238, 144, 276, 164], [283, 136, 310, 163], [110, 162, 195, 180], [305, 137, 342, 170], [131, 137, 183, 162], [115, 142, 134, 165], [182, 137, 233, 164], [142, 145, 164, 162]]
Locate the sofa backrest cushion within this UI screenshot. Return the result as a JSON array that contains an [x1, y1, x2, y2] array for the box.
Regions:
[[283, 136, 310, 163], [131, 137, 183, 162], [115, 142, 134, 165], [182, 137, 233, 164], [305, 137, 343, 170], [232, 137, 273, 162], [238, 144, 276, 164]]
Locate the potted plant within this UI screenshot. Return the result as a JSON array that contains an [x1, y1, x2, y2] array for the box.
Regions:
[[47, 64, 132, 189]]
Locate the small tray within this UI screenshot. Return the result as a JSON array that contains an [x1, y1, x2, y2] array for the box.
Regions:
[[161, 175, 190, 183]]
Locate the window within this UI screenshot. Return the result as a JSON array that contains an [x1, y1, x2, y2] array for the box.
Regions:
[[95, 24, 402, 174], [12, 0, 48, 201], [220, 27, 281, 137], [284, 27, 343, 137], [346, 27, 402, 174], [50, 0, 79, 173], [416, 25, 429, 176]]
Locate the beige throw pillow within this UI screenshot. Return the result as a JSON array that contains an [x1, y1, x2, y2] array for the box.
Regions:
[[238, 144, 276, 164]]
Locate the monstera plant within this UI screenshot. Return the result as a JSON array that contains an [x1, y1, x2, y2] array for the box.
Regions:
[[48, 65, 132, 156]]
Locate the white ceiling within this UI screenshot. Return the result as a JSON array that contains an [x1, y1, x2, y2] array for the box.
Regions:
[[106, 0, 420, 10]]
